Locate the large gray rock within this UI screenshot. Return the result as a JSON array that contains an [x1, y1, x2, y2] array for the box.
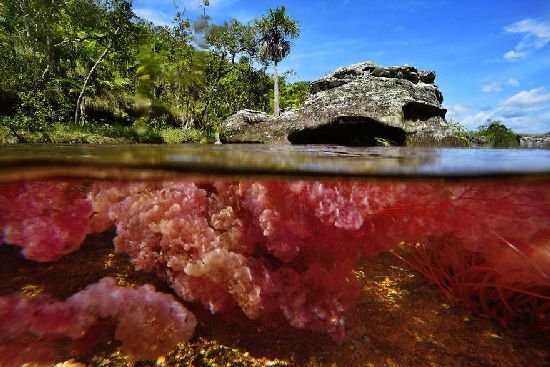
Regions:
[[221, 61, 462, 146]]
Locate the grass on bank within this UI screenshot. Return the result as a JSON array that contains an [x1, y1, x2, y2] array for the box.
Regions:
[[1, 115, 522, 148], [0, 117, 211, 144]]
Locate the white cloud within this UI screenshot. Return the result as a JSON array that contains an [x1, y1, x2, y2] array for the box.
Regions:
[[500, 88, 550, 108], [480, 79, 521, 94], [462, 111, 494, 130], [496, 111, 550, 133], [506, 19, 550, 49], [481, 82, 502, 93], [503, 50, 528, 61], [499, 88, 550, 118], [224, 9, 256, 23], [134, 8, 172, 26], [446, 104, 467, 115], [182, 0, 210, 9], [503, 19, 550, 61], [446, 104, 469, 126], [460, 88, 550, 132], [178, 0, 254, 23], [506, 79, 521, 87]]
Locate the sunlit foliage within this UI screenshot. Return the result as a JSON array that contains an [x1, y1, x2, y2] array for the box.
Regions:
[[0, 2, 301, 143]]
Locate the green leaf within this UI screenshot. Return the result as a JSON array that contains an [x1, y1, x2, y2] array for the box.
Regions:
[[86, 40, 97, 50], [113, 77, 129, 87]]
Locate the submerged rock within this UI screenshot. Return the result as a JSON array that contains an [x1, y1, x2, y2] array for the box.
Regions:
[[221, 61, 461, 146]]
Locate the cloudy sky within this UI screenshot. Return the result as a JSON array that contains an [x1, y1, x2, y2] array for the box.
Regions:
[[133, 0, 550, 133]]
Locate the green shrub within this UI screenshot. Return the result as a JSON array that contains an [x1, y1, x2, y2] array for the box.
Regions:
[[0, 124, 18, 144], [45, 123, 131, 144], [131, 119, 163, 143], [161, 128, 186, 144], [0, 114, 215, 144], [157, 125, 211, 144], [0, 115, 50, 143], [447, 119, 472, 146], [182, 128, 211, 143], [476, 121, 519, 148]]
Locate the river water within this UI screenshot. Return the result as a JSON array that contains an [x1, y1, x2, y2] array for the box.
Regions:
[[1, 145, 549, 367]]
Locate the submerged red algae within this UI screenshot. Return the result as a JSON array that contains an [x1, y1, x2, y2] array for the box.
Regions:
[[1, 178, 549, 365], [0, 277, 195, 366]]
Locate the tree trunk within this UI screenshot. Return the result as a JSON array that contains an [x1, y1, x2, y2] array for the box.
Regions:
[[38, 64, 50, 83], [274, 61, 280, 117], [74, 28, 119, 125]]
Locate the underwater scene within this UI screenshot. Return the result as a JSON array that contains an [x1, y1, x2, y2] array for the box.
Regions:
[[1, 145, 550, 367]]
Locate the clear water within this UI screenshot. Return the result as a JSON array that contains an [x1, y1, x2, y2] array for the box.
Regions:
[[2, 144, 550, 179], [1, 145, 549, 367]]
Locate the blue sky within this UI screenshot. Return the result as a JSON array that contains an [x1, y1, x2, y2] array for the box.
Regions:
[[133, 0, 550, 133]]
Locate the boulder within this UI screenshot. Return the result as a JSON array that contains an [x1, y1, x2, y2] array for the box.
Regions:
[[221, 61, 461, 146]]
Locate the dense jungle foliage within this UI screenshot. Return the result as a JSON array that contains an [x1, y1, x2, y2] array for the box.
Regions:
[[0, 0, 307, 143]]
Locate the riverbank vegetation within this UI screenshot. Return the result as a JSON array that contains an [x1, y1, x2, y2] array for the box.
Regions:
[[0, 0, 306, 144], [0, 1, 523, 146], [448, 120, 521, 148]]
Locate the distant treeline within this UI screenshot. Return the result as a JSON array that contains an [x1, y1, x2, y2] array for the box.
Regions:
[[0, 0, 307, 144]]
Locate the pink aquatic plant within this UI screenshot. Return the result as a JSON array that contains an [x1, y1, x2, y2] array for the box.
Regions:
[[0, 181, 93, 262], [357, 181, 550, 329], [90, 180, 550, 336], [1, 178, 549, 364], [0, 277, 196, 367], [94, 181, 367, 340]]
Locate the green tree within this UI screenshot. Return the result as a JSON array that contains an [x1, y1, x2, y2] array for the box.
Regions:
[[0, 0, 139, 126], [0, 1, 288, 143], [132, 10, 267, 138], [256, 6, 299, 117], [74, 0, 135, 124], [200, 19, 260, 126], [476, 120, 519, 148], [276, 73, 308, 111]]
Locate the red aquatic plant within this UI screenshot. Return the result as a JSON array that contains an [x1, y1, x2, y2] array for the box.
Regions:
[[362, 181, 550, 328], [91, 181, 370, 340], [89, 180, 550, 336], [1, 178, 549, 365], [0, 181, 93, 262], [0, 277, 196, 367], [394, 236, 550, 330]]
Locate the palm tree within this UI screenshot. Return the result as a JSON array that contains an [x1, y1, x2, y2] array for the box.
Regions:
[[256, 7, 299, 117]]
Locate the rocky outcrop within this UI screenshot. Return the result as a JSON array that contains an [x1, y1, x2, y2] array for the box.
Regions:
[[519, 134, 550, 149], [222, 109, 292, 143], [221, 61, 461, 146]]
